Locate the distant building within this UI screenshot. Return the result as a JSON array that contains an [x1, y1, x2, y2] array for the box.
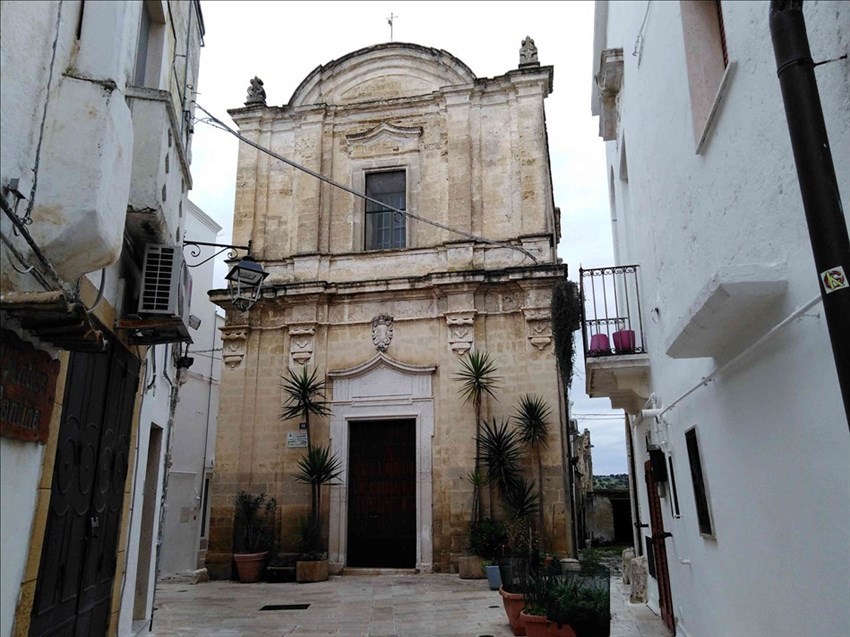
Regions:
[[1, 2, 204, 635], [158, 201, 223, 580], [207, 40, 573, 576], [587, 1, 849, 635]]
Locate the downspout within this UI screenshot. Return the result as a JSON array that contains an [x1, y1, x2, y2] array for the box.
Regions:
[[625, 413, 642, 556], [769, 0, 850, 427]]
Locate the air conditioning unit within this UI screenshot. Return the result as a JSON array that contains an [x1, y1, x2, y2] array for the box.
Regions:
[[131, 244, 193, 344]]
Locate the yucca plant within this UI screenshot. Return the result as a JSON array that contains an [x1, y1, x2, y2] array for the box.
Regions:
[[292, 444, 343, 552], [514, 394, 552, 549], [477, 417, 523, 518], [504, 476, 540, 520], [280, 366, 329, 450], [455, 350, 500, 524]]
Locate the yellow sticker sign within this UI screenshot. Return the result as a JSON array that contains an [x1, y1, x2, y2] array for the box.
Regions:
[[820, 266, 848, 294]]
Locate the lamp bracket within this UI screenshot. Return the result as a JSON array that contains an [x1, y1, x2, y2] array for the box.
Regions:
[[182, 239, 253, 268]]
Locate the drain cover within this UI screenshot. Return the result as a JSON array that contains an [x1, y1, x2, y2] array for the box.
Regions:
[[259, 603, 310, 611]]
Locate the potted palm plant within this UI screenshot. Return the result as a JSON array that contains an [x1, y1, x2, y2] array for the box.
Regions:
[[292, 444, 343, 582], [233, 491, 277, 583], [280, 366, 342, 582], [513, 394, 552, 552], [455, 350, 499, 577]]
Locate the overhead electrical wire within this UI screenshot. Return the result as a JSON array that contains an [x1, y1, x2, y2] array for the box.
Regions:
[[193, 102, 540, 265]]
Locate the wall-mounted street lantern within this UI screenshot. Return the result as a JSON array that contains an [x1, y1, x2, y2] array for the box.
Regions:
[[183, 239, 269, 312]]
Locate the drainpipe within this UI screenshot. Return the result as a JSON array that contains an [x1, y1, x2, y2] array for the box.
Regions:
[[769, 0, 850, 427]]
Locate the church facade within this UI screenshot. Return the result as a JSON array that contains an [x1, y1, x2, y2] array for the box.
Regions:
[[207, 40, 572, 575]]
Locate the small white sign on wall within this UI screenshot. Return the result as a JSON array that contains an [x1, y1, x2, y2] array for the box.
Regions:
[[286, 431, 308, 448]]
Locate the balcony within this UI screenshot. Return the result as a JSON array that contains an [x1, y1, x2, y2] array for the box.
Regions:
[[579, 265, 650, 414]]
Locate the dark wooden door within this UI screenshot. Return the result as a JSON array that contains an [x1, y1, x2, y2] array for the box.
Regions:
[[347, 419, 416, 568], [645, 460, 675, 634], [30, 341, 140, 637]]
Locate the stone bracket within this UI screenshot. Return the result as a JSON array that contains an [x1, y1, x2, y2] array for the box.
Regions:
[[522, 306, 552, 350], [221, 328, 248, 369], [444, 310, 475, 355], [288, 323, 316, 366]]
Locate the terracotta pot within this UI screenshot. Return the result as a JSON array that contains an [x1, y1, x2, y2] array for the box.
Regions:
[[233, 551, 268, 583], [547, 621, 576, 637], [498, 586, 526, 636], [296, 559, 329, 583], [519, 611, 548, 637]]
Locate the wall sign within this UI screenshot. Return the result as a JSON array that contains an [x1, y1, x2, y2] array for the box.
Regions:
[[286, 431, 308, 448], [0, 330, 60, 444]]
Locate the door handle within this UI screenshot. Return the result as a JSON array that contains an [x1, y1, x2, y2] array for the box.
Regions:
[[368, 513, 379, 520], [652, 531, 672, 540], [90, 516, 100, 538]]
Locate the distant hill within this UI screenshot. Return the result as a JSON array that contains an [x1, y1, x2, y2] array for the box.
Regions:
[[593, 474, 629, 490]]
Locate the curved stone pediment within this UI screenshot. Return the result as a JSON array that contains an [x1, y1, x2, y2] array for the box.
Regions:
[[329, 352, 436, 380], [289, 43, 476, 107]]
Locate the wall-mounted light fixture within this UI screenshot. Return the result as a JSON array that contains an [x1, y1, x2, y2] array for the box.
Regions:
[[183, 239, 268, 312]]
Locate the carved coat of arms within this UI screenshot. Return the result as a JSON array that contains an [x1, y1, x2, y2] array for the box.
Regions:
[[371, 314, 394, 352]]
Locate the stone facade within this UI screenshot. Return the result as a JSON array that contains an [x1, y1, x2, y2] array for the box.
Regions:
[[208, 42, 571, 576]]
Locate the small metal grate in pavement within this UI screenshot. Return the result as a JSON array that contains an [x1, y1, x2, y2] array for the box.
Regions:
[[259, 603, 310, 611]]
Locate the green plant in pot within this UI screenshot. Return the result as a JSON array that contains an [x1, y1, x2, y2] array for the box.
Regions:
[[455, 350, 500, 525], [469, 517, 506, 589], [547, 568, 611, 637], [233, 491, 277, 582], [513, 394, 552, 552], [521, 570, 560, 637], [291, 444, 343, 582], [281, 366, 342, 582]]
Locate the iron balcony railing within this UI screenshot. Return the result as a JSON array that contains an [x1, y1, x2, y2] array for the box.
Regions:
[[579, 265, 646, 358]]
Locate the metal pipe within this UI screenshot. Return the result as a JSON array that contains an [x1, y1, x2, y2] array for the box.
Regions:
[[770, 0, 850, 427]]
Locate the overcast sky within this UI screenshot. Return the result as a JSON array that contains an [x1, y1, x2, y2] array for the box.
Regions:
[[189, 0, 627, 474]]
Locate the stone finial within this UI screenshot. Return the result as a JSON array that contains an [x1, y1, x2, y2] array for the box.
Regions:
[[519, 36, 540, 68], [245, 76, 266, 106]]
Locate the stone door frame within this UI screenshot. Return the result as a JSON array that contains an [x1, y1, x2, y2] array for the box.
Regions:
[[327, 353, 436, 573]]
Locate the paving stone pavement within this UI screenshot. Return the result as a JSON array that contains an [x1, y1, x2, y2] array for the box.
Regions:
[[146, 572, 670, 637]]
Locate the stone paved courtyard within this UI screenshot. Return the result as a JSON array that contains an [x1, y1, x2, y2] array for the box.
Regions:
[[145, 572, 670, 637]]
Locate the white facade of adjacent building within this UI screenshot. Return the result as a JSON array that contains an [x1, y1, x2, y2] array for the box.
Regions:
[[587, 1, 848, 636], [0, 1, 205, 635], [157, 201, 223, 580]]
